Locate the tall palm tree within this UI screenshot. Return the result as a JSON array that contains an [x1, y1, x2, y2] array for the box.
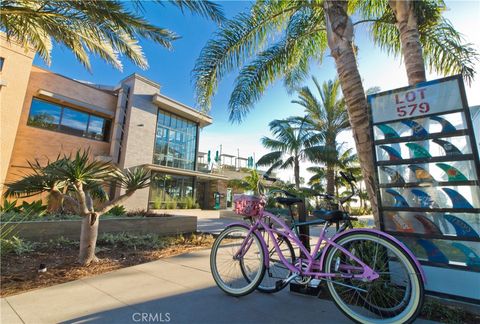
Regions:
[[257, 119, 320, 190], [354, 0, 478, 85], [4, 150, 150, 265], [291, 77, 349, 196], [0, 0, 224, 71], [193, 0, 475, 223]]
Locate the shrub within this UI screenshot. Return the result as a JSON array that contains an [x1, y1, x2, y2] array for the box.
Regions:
[[0, 236, 37, 255], [105, 205, 127, 216], [349, 206, 372, 216], [0, 198, 20, 213]]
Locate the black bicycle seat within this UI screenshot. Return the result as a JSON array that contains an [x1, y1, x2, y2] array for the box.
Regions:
[[312, 209, 347, 222], [275, 196, 303, 206]]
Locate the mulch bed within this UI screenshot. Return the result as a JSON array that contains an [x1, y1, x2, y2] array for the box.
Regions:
[[1, 242, 213, 297]]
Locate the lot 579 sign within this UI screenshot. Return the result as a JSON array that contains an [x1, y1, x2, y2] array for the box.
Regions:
[[369, 78, 463, 124]]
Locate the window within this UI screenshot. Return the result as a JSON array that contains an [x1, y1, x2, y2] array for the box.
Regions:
[[0, 57, 4, 71], [27, 98, 111, 141], [153, 109, 197, 170], [149, 172, 194, 208]]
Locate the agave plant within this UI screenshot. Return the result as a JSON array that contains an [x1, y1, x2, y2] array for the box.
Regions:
[[4, 149, 151, 265]]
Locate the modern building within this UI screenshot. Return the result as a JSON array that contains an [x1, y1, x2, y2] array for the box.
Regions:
[[1, 35, 234, 210]]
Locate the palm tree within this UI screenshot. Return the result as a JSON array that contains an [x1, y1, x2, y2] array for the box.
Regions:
[[192, 0, 475, 224], [290, 77, 349, 196], [4, 150, 150, 265], [355, 0, 478, 85], [257, 119, 320, 190], [0, 0, 224, 71]]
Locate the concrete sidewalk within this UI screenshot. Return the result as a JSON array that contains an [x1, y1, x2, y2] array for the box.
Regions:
[[1, 249, 437, 324]]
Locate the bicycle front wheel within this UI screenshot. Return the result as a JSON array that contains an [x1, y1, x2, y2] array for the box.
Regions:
[[324, 231, 424, 324], [210, 225, 265, 297]]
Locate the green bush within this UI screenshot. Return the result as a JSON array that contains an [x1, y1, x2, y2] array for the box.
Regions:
[[349, 206, 372, 216], [0, 198, 21, 213], [105, 205, 126, 216], [0, 236, 37, 255]]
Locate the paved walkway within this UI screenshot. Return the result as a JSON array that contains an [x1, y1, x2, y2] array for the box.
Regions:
[[2, 249, 437, 324]]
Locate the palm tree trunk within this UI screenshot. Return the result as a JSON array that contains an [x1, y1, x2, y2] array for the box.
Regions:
[[326, 163, 335, 196], [294, 158, 300, 190], [79, 213, 99, 265], [389, 0, 426, 85], [324, 0, 380, 226]]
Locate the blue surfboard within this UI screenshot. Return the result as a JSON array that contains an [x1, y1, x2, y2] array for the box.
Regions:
[[417, 239, 449, 263], [442, 188, 474, 209], [379, 145, 402, 161], [401, 120, 428, 137], [430, 116, 457, 134], [385, 189, 409, 207], [444, 214, 479, 238], [411, 189, 436, 208], [451, 243, 480, 267]]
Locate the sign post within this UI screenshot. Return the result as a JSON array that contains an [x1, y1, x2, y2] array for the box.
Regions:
[[367, 75, 480, 303]]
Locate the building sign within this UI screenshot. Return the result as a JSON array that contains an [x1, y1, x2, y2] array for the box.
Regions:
[[369, 78, 464, 124], [368, 75, 480, 302]]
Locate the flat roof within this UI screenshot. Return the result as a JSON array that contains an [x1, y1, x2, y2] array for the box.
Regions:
[[152, 93, 212, 128]]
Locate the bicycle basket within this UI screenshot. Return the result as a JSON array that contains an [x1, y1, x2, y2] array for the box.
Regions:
[[233, 194, 264, 217]]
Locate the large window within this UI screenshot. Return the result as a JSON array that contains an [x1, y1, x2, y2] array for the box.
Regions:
[[27, 98, 111, 141], [153, 110, 197, 170], [149, 172, 194, 208]]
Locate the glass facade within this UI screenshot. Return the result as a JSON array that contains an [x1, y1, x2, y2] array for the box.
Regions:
[[153, 109, 197, 170], [27, 98, 111, 141], [149, 172, 194, 208]]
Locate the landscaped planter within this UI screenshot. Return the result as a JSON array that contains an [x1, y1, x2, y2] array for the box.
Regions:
[[4, 215, 197, 242]]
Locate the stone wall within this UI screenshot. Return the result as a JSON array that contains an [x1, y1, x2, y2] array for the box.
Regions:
[[4, 216, 197, 242]]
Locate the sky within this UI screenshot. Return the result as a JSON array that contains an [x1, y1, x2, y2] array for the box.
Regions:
[[33, 0, 480, 183]]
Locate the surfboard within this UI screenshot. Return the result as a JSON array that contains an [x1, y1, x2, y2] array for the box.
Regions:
[[442, 188, 474, 209], [451, 243, 480, 267], [444, 214, 479, 238], [408, 165, 435, 181], [401, 120, 429, 137], [385, 189, 410, 207], [432, 139, 463, 156], [405, 143, 432, 159], [430, 116, 457, 134], [413, 214, 443, 234], [379, 145, 402, 161], [411, 189, 436, 208], [417, 239, 449, 263], [377, 124, 400, 139], [380, 166, 406, 185], [436, 163, 468, 181]]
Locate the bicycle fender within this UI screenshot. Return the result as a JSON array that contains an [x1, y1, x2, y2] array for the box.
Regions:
[[223, 222, 270, 267], [328, 228, 426, 283]]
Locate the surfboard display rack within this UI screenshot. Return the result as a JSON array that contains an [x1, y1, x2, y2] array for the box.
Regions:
[[368, 75, 480, 301]]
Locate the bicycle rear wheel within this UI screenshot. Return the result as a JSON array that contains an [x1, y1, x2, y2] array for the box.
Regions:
[[210, 225, 265, 297], [323, 231, 424, 324]]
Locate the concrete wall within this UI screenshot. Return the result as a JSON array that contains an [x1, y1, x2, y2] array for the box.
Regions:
[[0, 35, 35, 191], [4, 66, 117, 202], [5, 216, 197, 242], [119, 75, 161, 211]]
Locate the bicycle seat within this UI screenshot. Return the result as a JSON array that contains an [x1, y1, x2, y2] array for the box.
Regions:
[[275, 197, 303, 206], [312, 209, 348, 222]]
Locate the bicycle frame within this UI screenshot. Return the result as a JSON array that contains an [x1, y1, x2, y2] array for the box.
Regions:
[[236, 210, 379, 281]]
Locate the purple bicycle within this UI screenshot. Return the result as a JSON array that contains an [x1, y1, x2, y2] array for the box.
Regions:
[[210, 172, 425, 323]]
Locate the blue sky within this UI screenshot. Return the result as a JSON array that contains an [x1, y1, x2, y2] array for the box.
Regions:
[[33, 1, 480, 182]]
